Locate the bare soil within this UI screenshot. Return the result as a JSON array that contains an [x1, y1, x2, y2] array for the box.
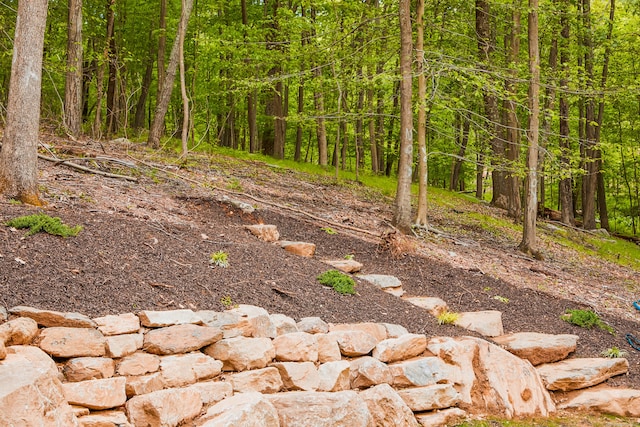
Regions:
[[1, 136, 640, 394]]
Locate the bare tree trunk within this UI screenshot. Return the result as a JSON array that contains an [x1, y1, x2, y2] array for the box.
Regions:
[[540, 32, 558, 214], [0, 0, 49, 205], [414, 0, 428, 226], [520, 0, 540, 255], [105, 0, 118, 135], [64, 0, 83, 136], [450, 114, 471, 191], [558, 0, 575, 225], [157, 0, 167, 97], [134, 32, 154, 131], [393, 0, 414, 232], [179, 0, 190, 156], [148, 0, 194, 148]]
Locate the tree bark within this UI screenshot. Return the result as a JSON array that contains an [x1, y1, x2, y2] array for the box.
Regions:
[[179, 0, 190, 156], [414, 0, 428, 227], [105, 0, 118, 135], [157, 0, 167, 98], [0, 0, 49, 205], [148, 0, 195, 148], [519, 0, 540, 255], [450, 114, 471, 191], [393, 0, 414, 232], [134, 32, 154, 131], [64, 0, 83, 137]]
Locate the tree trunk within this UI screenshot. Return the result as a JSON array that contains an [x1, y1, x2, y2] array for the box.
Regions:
[[540, 30, 558, 214], [105, 0, 118, 135], [414, 0, 428, 227], [519, 0, 540, 255], [64, 0, 83, 136], [148, 0, 194, 148], [558, 0, 575, 225], [476, 0, 507, 209], [0, 0, 49, 205], [179, 0, 190, 156], [157, 0, 167, 97], [393, 0, 414, 233], [311, 8, 327, 166], [450, 114, 471, 191], [134, 32, 154, 131]]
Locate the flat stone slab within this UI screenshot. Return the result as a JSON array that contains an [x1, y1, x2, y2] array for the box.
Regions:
[[357, 274, 404, 297], [143, 324, 222, 355], [492, 332, 578, 365], [323, 259, 363, 273], [10, 306, 95, 328], [536, 357, 629, 391], [138, 309, 203, 327], [558, 386, 640, 417], [403, 297, 448, 316], [453, 310, 504, 337], [280, 241, 316, 257]]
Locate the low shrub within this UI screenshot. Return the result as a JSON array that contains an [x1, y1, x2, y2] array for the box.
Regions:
[[5, 213, 82, 237], [317, 270, 356, 295]]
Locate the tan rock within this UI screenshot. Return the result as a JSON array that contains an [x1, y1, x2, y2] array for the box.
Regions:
[[402, 297, 449, 317], [389, 356, 454, 388], [198, 391, 280, 427], [536, 357, 629, 391], [160, 353, 223, 388], [185, 381, 233, 406], [62, 377, 127, 410], [357, 274, 404, 297], [267, 390, 373, 427], [453, 311, 504, 337], [105, 333, 143, 358], [280, 240, 316, 257], [492, 332, 579, 366], [273, 361, 320, 391], [558, 386, 640, 417], [317, 333, 342, 363], [270, 313, 298, 335], [71, 405, 90, 418], [273, 331, 318, 362], [330, 322, 387, 342], [9, 305, 96, 328], [414, 408, 467, 427], [350, 356, 393, 389], [373, 333, 427, 363], [427, 336, 555, 418], [397, 384, 460, 412], [0, 316, 39, 345], [0, 341, 5, 360], [138, 309, 203, 327], [0, 306, 7, 323], [197, 310, 246, 338], [317, 360, 351, 392], [0, 346, 79, 426], [64, 357, 115, 382], [245, 224, 280, 242], [204, 336, 275, 371], [360, 383, 420, 427], [76, 410, 131, 427], [323, 259, 363, 273], [116, 351, 160, 376], [126, 387, 203, 427], [124, 372, 164, 397], [93, 313, 140, 336], [227, 304, 277, 338], [38, 327, 106, 358], [143, 323, 222, 355], [382, 323, 409, 338], [297, 317, 329, 334], [328, 330, 378, 357], [229, 366, 283, 393]]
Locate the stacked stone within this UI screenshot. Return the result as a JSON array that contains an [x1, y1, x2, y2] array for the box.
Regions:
[[0, 304, 638, 427]]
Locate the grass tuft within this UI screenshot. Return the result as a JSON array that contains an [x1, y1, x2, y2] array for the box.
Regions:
[[317, 270, 356, 295], [5, 213, 82, 237]]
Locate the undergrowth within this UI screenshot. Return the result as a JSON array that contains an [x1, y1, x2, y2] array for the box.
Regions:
[[5, 213, 82, 237], [317, 270, 356, 295], [562, 309, 614, 334]]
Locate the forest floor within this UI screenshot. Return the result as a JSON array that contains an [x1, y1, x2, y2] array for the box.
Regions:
[[1, 134, 640, 422]]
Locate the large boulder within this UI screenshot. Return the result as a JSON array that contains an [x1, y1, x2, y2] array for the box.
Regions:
[[536, 357, 629, 391], [372, 334, 427, 363], [492, 332, 578, 366], [273, 332, 318, 362], [196, 391, 280, 427], [558, 386, 640, 417], [62, 377, 127, 410], [126, 387, 203, 427], [143, 324, 222, 355], [204, 336, 275, 371], [38, 327, 106, 358], [360, 383, 419, 427], [0, 346, 79, 426]]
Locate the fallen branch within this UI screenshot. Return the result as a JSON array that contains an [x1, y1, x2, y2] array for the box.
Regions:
[[38, 153, 138, 182]]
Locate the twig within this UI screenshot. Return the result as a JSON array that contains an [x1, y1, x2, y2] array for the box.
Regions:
[[38, 153, 138, 182], [271, 286, 297, 298], [148, 282, 174, 289], [170, 258, 192, 267]]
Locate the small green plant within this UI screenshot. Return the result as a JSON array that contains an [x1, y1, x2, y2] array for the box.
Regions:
[[437, 311, 460, 325], [5, 213, 82, 237], [8, 199, 21, 205], [226, 178, 243, 191], [209, 251, 229, 268], [493, 295, 510, 304], [562, 309, 614, 334], [220, 295, 238, 310], [601, 346, 627, 358], [344, 254, 355, 260], [317, 270, 356, 295], [320, 227, 337, 235]]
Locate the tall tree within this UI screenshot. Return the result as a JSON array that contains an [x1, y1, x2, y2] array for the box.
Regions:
[[179, 0, 190, 156], [105, 0, 118, 135], [520, 0, 540, 255], [64, 0, 83, 136], [148, 0, 195, 149], [0, 0, 49, 205], [393, 0, 414, 232], [414, 0, 428, 227]]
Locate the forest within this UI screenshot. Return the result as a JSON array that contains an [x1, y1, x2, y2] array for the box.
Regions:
[[0, 0, 639, 242]]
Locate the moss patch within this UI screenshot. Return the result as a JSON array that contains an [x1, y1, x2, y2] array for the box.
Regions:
[[317, 270, 356, 295], [5, 213, 82, 237]]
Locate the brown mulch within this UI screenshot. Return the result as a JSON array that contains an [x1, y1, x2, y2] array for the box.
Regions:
[[1, 138, 640, 392]]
